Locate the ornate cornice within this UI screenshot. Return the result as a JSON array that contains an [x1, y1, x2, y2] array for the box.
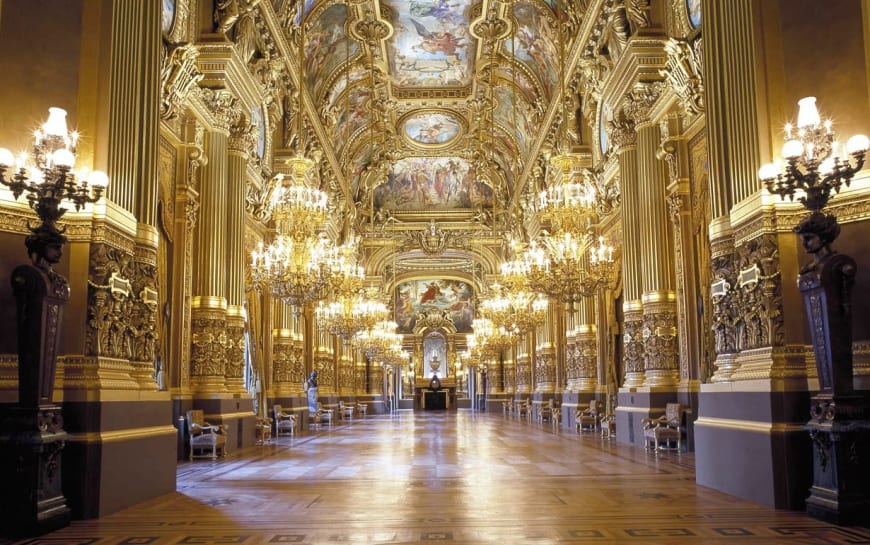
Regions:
[[200, 87, 240, 133]]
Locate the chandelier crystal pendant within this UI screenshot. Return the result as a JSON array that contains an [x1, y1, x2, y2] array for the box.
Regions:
[[269, 156, 328, 242], [479, 283, 547, 336]]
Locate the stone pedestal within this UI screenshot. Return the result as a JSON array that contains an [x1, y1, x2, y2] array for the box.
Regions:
[[799, 250, 870, 524]]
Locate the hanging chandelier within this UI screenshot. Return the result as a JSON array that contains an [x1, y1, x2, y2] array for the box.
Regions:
[[250, 234, 331, 308], [322, 240, 365, 297], [315, 294, 389, 340], [479, 283, 547, 335], [270, 156, 328, 242], [352, 320, 403, 360], [539, 162, 597, 235], [516, 232, 616, 304]]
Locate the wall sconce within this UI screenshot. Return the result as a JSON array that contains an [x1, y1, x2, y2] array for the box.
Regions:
[[0, 107, 108, 269]]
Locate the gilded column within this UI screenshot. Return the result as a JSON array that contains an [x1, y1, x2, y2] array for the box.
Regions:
[[503, 344, 516, 396], [611, 113, 645, 387], [575, 298, 598, 392], [272, 301, 295, 398], [168, 122, 204, 396], [702, 0, 762, 381], [290, 311, 305, 394], [190, 89, 236, 394], [225, 115, 250, 394], [314, 324, 336, 396], [128, 0, 162, 390], [534, 303, 557, 393], [564, 304, 579, 392], [634, 89, 680, 388], [515, 333, 531, 394], [338, 342, 354, 395]]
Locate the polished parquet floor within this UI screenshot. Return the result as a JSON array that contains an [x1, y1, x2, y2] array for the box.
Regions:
[[10, 411, 870, 545]]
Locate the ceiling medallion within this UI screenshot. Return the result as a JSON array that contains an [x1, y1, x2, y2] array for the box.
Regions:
[[399, 109, 465, 149]]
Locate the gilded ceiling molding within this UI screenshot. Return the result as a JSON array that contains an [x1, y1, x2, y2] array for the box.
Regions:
[[200, 87, 241, 133], [160, 44, 204, 120], [659, 37, 704, 117]]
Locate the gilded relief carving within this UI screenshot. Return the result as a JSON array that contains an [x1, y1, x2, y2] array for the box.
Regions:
[[534, 352, 555, 386], [272, 338, 293, 384], [710, 251, 738, 355], [86, 244, 136, 359], [576, 337, 598, 382], [225, 321, 245, 380], [190, 313, 228, 379], [160, 44, 203, 120], [642, 305, 678, 372], [129, 258, 159, 365], [734, 235, 784, 350], [622, 310, 645, 381], [660, 38, 704, 116]]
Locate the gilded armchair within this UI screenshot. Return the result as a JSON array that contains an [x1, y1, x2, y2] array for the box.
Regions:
[[642, 403, 683, 451], [576, 400, 600, 433], [186, 409, 227, 460], [338, 400, 355, 420], [310, 402, 333, 429], [255, 416, 273, 444], [274, 404, 297, 437]]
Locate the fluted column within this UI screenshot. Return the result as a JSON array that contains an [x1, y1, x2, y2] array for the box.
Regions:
[[224, 118, 249, 394], [338, 342, 354, 395], [575, 298, 598, 392], [534, 302, 557, 393], [290, 312, 305, 393], [515, 333, 532, 394], [564, 304, 579, 392], [702, 0, 762, 381], [637, 118, 679, 388], [190, 89, 236, 394], [272, 302, 295, 397], [503, 344, 516, 395], [612, 115, 645, 387]]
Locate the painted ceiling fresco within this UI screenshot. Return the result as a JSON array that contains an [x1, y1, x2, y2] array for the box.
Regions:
[[305, 4, 359, 97], [503, 1, 559, 100], [395, 279, 475, 333], [373, 157, 493, 211], [402, 111, 463, 147], [385, 0, 476, 88]]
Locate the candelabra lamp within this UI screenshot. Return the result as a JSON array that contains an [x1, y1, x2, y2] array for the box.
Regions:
[[758, 96, 869, 524], [0, 107, 108, 536]]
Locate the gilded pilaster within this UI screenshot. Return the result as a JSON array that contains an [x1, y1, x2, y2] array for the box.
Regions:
[[564, 304, 579, 392], [534, 303, 557, 393], [709, 226, 740, 381], [338, 343, 354, 395], [291, 313, 305, 393], [129, 227, 160, 390], [225, 114, 250, 394], [575, 298, 598, 392], [612, 113, 646, 388], [515, 333, 531, 394], [636, 113, 679, 388], [503, 345, 515, 395], [190, 89, 236, 394], [314, 326, 336, 395]]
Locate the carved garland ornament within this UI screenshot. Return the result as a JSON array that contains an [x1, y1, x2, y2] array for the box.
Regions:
[[734, 235, 784, 351], [272, 338, 294, 383], [190, 314, 228, 378], [623, 312, 645, 376], [641, 307, 679, 372]]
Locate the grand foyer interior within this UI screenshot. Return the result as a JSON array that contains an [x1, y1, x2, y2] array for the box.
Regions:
[[0, 0, 869, 534]]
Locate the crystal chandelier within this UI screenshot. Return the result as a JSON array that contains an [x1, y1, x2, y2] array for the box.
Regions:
[[516, 232, 616, 304], [479, 283, 547, 335], [322, 240, 365, 297], [352, 320, 402, 360], [539, 155, 597, 234], [315, 294, 388, 340], [250, 234, 330, 308], [270, 156, 328, 242], [469, 317, 513, 358]]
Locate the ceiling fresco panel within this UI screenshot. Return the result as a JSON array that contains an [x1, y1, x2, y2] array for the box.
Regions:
[[373, 157, 494, 211], [503, 1, 558, 100], [402, 111, 463, 148], [386, 0, 477, 88], [305, 4, 359, 97]]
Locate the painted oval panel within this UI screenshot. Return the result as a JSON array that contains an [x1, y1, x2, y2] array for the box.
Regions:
[[403, 112, 462, 147], [162, 0, 176, 35]]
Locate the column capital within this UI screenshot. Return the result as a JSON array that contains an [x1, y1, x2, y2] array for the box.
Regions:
[[201, 88, 240, 133]]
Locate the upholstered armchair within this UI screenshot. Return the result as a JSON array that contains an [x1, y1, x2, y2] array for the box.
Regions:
[[356, 403, 368, 417], [255, 416, 273, 444], [502, 399, 513, 416], [538, 399, 556, 423], [516, 398, 530, 420], [576, 400, 600, 433], [600, 413, 616, 439], [642, 403, 683, 451], [274, 404, 297, 437], [186, 409, 227, 460], [338, 401, 355, 420], [310, 402, 333, 428]]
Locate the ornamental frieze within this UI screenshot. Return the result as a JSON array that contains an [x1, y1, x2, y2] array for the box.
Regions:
[[576, 338, 598, 379], [272, 339, 293, 383], [711, 251, 739, 355], [190, 314, 228, 378], [623, 312, 645, 375], [225, 323, 245, 379], [534, 352, 556, 384], [734, 234, 784, 350], [642, 307, 679, 371]]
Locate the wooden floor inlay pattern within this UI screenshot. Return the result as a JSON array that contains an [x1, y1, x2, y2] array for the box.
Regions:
[[6, 412, 870, 544]]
